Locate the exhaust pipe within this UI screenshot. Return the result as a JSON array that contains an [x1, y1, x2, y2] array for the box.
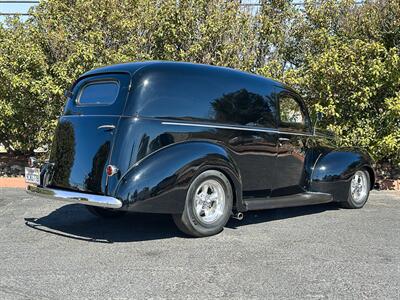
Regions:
[[232, 212, 243, 220]]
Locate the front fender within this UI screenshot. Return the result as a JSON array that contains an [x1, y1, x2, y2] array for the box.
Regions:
[[114, 141, 242, 213], [310, 149, 375, 201]]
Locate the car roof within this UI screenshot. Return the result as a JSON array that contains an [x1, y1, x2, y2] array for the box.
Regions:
[[80, 61, 298, 95], [84, 61, 268, 81], [80, 61, 156, 77]]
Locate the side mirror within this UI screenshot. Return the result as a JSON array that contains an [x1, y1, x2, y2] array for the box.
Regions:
[[64, 90, 73, 98], [313, 112, 323, 135]]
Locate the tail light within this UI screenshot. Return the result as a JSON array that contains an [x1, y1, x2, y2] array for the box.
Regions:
[[106, 165, 119, 176]]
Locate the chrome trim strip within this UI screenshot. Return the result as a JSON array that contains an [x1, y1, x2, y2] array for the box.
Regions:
[[26, 185, 122, 209], [162, 121, 278, 134], [161, 121, 314, 136], [97, 124, 116, 130], [279, 131, 314, 137]]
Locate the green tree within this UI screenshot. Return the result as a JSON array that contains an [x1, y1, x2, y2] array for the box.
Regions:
[[32, 0, 257, 84], [258, 0, 400, 167], [254, 0, 298, 76], [0, 18, 60, 154]]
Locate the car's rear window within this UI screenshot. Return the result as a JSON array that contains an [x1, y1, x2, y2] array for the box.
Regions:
[[77, 81, 119, 105]]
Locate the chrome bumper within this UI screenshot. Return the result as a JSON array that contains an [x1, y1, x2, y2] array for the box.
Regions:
[[26, 185, 123, 209]]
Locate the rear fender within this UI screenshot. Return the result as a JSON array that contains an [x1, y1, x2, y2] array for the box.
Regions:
[[309, 150, 375, 202], [114, 141, 242, 213]]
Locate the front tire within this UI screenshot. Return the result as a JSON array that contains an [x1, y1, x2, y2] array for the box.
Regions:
[[173, 170, 233, 237], [341, 169, 370, 209]]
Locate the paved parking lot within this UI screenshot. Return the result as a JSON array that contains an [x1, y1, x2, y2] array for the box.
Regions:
[[0, 188, 399, 299]]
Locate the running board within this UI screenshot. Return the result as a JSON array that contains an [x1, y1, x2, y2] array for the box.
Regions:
[[244, 192, 333, 211]]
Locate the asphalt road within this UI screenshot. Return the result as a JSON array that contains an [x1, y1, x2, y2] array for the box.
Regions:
[[0, 188, 399, 299]]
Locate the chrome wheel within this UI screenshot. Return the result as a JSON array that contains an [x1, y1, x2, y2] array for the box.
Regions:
[[173, 170, 233, 237], [193, 179, 226, 224], [350, 170, 368, 203]]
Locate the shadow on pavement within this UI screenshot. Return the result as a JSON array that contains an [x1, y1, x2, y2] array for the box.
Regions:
[[25, 204, 183, 243], [226, 202, 339, 229], [25, 202, 339, 243]]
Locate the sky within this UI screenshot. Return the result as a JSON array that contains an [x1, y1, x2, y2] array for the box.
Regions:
[[0, 1, 38, 22], [0, 1, 37, 14]]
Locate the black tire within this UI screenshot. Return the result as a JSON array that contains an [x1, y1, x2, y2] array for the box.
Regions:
[[341, 168, 370, 209], [86, 206, 126, 218], [173, 170, 233, 237]]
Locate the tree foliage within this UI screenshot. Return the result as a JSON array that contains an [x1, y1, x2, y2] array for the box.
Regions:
[[258, 0, 400, 168], [0, 0, 399, 169], [0, 18, 60, 153]]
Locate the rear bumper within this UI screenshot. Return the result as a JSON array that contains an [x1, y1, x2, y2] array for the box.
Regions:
[[26, 185, 123, 209]]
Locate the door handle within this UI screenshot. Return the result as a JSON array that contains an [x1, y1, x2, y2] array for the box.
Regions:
[[278, 137, 290, 147], [97, 125, 116, 131], [278, 137, 290, 142]]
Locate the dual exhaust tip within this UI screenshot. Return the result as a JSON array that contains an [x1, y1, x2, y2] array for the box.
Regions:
[[232, 212, 243, 220]]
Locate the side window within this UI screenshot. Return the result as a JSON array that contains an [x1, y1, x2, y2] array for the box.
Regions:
[[211, 89, 276, 128], [131, 68, 277, 128], [77, 81, 119, 105], [279, 94, 307, 129]]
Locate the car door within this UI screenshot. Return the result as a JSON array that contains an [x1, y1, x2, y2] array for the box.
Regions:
[[274, 88, 313, 194]]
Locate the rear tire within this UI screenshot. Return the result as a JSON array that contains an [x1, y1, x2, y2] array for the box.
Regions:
[[341, 169, 370, 209], [86, 206, 126, 218], [173, 170, 233, 237]]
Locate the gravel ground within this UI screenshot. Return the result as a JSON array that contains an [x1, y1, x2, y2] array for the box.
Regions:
[[0, 188, 399, 299]]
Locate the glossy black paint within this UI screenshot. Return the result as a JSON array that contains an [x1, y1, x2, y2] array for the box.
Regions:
[[310, 149, 375, 201], [45, 61, 375, 214], [49, 73, 130, 194], [114, 141, 242, 213], [274, 86, 313, 193], [49, 116, 117, 194]]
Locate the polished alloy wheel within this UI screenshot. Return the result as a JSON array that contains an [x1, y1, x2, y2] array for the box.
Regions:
[[193, 179, 226, 224], [173, 170, 233, 237], [350, 170, 368, 203]]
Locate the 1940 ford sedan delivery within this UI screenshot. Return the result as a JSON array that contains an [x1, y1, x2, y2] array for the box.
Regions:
[[26, 61, 375, 237]]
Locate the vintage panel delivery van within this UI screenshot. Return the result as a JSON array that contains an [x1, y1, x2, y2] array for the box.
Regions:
[[26, 61, 375, 237]]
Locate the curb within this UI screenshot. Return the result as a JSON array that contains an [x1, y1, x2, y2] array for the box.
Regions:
[[0, 177, 26, 188]]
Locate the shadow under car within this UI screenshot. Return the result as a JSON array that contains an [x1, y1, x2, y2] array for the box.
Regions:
[[25, 202, 339, 242]]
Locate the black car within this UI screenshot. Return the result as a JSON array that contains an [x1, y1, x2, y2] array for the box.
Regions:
[[26, 61, 375, 237]]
